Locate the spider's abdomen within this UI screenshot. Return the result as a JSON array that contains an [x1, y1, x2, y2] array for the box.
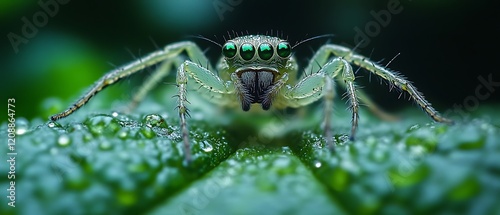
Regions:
[[238, 70, 275, 111]]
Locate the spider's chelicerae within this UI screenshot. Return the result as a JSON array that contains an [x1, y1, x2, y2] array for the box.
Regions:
[[51, 34, 452, 163]]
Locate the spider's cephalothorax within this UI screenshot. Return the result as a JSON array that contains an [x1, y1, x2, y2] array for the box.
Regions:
[[50, 34, 453, 164], [220, 35, 293, 111]]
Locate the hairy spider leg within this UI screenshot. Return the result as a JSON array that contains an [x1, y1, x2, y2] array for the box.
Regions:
[[318, 44, 453, 124], [50, 41, 235, 164], [303, 45, 397, 122], [175, 60, 235, 163], [281, 58, 359, 148], [50, 42, 206, 120], [126, 58, 183, 112]]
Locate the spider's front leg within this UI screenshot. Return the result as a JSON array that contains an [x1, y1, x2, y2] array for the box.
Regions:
[[175, 60, 233, 164], [50, 41, 232, 164], [283, 58, 359, 148], [50, 41, 212, 121]]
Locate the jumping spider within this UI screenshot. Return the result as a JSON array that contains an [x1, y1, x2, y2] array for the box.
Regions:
[[50, 34, 452, 163]]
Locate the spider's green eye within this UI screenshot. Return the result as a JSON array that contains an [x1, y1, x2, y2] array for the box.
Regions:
[[222, 42, 237, 58], [277, 42, 291, 58], [258, 43, 274, 60], [240, 43, 255, 60]]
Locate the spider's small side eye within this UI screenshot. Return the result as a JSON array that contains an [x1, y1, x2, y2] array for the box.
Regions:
[[258, 43, 274, 60], [277, 42, 291, 58], [240, 43, 255, 61], [222, 42, 237, 58]]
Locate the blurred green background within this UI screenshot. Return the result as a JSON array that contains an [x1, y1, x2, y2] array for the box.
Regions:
[[1, 0, 498, 119]]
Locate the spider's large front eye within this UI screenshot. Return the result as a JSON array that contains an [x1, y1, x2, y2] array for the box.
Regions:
[[240, 43, 255, 61], [258, 43, 274, 60], [277, 42, 291, 58], [222, 42, 237, 58]]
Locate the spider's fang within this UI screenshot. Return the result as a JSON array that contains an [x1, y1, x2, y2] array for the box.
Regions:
[[238, 70, 275, 111]]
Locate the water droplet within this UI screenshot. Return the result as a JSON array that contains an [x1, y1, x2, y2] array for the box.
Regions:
[[117, 129, 129, 139], [66, 123, 84, 133], [143, 114, 167, 128], [58, 134, 71, 147], [200, 140, 213, 152], [14, 118, 29, 135], [111, 111, 119, 117], [85, 115, 121, 135], [140, 127, 156, 139], [335, 134, 350, 145], [407, 124, 421, 132], [48, 122, 56, 128], [281, 146, 292, 154], [48, 121, 66, 133], [99, 141, 113, 150], [83, 133, 93, 142], [16, 127, 27, 135], [314, 160, 322, 168]]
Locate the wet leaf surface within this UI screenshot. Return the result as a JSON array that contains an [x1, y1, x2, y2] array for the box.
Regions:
[[1, 105, 499, 215]]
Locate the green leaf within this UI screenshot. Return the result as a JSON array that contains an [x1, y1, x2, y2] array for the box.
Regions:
[[2, 102, 500, 215]]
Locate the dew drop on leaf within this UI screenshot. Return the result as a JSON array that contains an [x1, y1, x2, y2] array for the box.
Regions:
[[117, 129, 129, 139], [48, 121, 63, 129], [16, 126, 27, 135], [57, 134, 71, 147], [313, 160, 322, 168], [15, 118, 29, 135], [140, 127, 156, 139], [143, 114, 167, 128], [85, 115, 121, 135], [407, 124, 421, 133], [48, 122, 56, 128], [99, 141, 113, 150], [201, 140, 213, 152]]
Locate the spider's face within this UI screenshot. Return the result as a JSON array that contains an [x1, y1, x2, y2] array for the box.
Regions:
[[221, 35, 293, 111]]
